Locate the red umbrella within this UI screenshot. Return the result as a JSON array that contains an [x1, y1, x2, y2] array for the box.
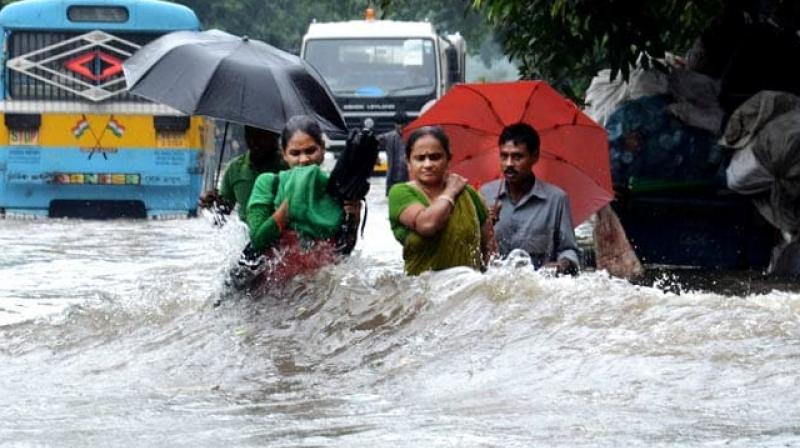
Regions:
[[403, 81, 613, 225]]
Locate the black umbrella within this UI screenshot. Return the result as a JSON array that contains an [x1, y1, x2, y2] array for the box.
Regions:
[[122, 29, 346, 136]]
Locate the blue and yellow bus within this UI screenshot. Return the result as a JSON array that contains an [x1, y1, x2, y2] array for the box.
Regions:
[[0, 0, 208, 218]]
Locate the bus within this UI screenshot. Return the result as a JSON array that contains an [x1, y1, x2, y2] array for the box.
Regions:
[[0, 0, 208, 219]]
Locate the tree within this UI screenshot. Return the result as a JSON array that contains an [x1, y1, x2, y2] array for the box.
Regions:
[[471, 0, 730, 100], [176, 0, 492, 55], [0, 0, 494, 65], [470, 0, 800, 102], [176, 0, 369, 53], [376, 0, 492, 51]]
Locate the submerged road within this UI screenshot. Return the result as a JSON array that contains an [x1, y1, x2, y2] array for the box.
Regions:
[[1, 178, 799, 447]]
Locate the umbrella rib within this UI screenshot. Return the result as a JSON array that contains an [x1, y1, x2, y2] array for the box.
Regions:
[[426, 121, 501, 137], [536, 122, 606, 133], [538, 152, 612, 193], [517, 82, 542, 124], [166, 41, 243, 115], [461, 84, 507, 128], [196, 39, 257, 124], [536, 122, 611, 193]]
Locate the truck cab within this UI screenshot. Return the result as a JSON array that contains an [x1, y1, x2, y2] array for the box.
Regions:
[[301, 13, 465, 148]]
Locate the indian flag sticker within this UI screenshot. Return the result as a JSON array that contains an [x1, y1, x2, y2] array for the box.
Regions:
[[106, 117, 125, 137], [72, 119, 90, 138]]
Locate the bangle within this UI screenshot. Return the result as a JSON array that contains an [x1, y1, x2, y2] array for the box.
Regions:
[[437, 195, 455, 208]]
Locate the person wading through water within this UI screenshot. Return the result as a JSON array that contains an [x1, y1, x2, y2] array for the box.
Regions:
[[198, 125, 286, 224], [388, 126, 495, 275], [234, 115, 375, 290]]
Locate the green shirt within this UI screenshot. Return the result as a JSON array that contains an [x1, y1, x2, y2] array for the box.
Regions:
[[388, 183, 487, 275], [247, 165, 344, 252], [219, 151, 285, 222]]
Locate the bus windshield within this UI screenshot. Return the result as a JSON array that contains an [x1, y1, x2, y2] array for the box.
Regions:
[[304, 38, 436, 97]]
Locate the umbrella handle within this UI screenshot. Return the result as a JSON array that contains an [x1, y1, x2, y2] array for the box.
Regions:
[[493, 180, 504, 207], [488, 180, 504, 225], [213, 121, 230, 188]]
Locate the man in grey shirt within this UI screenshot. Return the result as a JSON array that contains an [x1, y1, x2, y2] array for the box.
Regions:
[[380, 112, 413, 195], [480, 123, 580, 274]]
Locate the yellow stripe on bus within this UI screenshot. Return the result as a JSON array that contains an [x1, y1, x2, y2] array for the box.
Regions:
[[0, 114, 208, 149]]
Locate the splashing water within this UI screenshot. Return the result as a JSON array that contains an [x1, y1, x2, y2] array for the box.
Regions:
[[1, 179, 799, 447]]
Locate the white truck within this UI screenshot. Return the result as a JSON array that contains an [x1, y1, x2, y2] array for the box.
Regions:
[[301, 11, 466, 145]]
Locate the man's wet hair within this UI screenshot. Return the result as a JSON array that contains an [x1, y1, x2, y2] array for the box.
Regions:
[[244, 125, 280, 153], [393, 111, 413, 126], [281, 115, 324, 150], [499, 122, 540, 156], [405, 126, 450, 160]]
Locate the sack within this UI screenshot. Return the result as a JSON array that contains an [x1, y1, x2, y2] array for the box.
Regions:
[[665, 68, 724, 134], [583, 68, 669, 127], [721, 91, 800, 149], [752, 110, 800, 231], [593, 206, 643, 279], [725, 144, 773, 195], [326, 127, 379, 202]]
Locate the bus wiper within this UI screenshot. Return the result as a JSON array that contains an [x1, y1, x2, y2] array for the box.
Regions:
[[389, 84, 433, 94], [335, 87, 387, 96]]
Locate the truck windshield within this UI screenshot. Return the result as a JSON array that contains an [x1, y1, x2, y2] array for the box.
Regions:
[[304, 38, 436, 97]]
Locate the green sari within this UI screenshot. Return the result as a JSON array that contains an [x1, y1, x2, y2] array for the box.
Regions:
[[388, 183, 487, 275]]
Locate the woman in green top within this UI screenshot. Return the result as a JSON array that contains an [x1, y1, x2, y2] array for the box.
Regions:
[[388, 126, 495, 275], [245, 116, 361, 282]]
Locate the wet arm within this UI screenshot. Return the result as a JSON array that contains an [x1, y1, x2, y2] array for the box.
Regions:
[[218, 166, 236, 207], [339, 201, 362, 254], [344, 201, 362, 234], [398, 195, 455, 237], [480, 218, 497, 268], [248, 203, 281, 251], [246, 174, 285, 252], [556, 198, 580, 267], [473, 191, 497, 267]]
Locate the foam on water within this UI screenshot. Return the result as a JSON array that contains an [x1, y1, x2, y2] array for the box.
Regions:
[[1, 178, 799, 446]]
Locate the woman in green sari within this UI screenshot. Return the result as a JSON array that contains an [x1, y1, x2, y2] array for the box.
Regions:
[[388, 126, 495, 275], [244, 115, 360, 283]]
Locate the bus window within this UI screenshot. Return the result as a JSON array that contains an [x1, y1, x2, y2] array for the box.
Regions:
[[67, 6, 129, 23]]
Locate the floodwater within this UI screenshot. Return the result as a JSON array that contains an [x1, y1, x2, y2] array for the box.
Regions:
[[1, 178, 799, 447]]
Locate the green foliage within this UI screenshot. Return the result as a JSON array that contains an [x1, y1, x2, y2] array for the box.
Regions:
[[1, 0, 493, 69], [176, 0, 371, 53], [471, 0, 725, 100], [376, 0, 490, 47], [175, 0, 490, 54], [470, 0, 800, 100]]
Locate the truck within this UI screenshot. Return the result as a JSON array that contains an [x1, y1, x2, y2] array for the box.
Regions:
[[300, 9, 466, 155]]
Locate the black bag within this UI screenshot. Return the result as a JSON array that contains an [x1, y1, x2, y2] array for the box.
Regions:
[[327, 127, 379, 255], [327, 127, 379, 202]]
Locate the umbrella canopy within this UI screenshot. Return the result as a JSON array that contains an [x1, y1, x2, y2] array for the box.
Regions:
[[404, 81, 613, 225], [123, 29, 346, 136]]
